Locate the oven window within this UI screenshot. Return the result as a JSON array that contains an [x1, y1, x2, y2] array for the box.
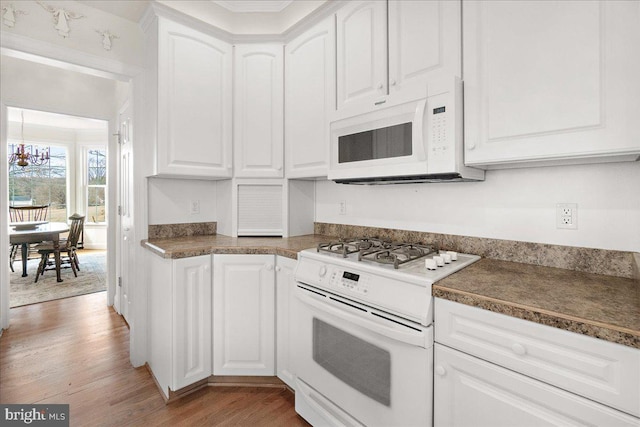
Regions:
[[312, 318, 391, 406], [338, 122, 412, 163]]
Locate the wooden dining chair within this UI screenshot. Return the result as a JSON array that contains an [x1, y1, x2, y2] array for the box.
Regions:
[[34, 214, 85, 283], [9, 204, 49, 273]]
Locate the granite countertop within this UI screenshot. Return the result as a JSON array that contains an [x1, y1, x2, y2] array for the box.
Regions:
[[433, 258, 640, 349], [142, 232, 639, 349], [142, 234, 334, 260]]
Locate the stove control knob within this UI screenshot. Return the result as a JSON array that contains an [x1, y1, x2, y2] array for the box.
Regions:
[[319, 265, 327, 277], [446, 251, 458, 261], [425, 259, 437, 270], [434, 256, 444, 267], [442, 253, 452, 264]]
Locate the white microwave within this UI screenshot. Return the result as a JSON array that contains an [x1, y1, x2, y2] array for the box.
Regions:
[[329, 77, 484, 184]]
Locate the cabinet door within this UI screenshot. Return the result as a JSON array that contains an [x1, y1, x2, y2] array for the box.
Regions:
[[234, 44, 284, 178], [172, 255, 212, 390], [285, 17, 335, 178], [336, 0, 387, 112], [275, 256, 297, 389], [157, 19, 232, 178], [434, 344, 639, 427], [388, 0, 461, 101], [213, 254, 275, 376], [463, 1, 640, 168]]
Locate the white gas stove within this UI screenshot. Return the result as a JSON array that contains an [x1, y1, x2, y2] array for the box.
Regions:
[[293, 238, 480, 427], [295, 238, 480, 326]]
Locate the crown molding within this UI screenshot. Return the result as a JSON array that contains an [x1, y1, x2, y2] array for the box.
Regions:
[[139, 0, 345, 45]]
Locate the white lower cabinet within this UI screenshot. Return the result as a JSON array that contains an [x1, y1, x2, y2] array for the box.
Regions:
[[148, 253, 212, 398], [275, 256, 297, 389], [434, 298, 640, 426], [434, 344, 639, 427], [213, 254, 276, 376]]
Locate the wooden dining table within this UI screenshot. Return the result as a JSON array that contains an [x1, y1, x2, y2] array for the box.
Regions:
[[9, 221, 70, 282]]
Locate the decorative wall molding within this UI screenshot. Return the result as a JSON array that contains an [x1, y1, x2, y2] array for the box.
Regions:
[[0, 32, 142, 82], [95, 29, 119, 51], [37, 1, 84, 38], [2, 3, 28, 28]]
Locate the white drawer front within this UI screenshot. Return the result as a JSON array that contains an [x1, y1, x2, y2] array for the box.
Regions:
[[435, 298, 640, 417], [434, 344, 640, 427]]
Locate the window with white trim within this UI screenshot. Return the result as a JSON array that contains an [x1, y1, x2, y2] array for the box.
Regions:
[[86, 148, 107, 224]]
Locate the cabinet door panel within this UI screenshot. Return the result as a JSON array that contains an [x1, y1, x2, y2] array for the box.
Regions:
[[158, 20, 232, 178], [213, 255, 275, 376], [435, 298, 640, 417], [388, 0, 461, 100], [464, 1, 640, 166], [275, 256, 298, 389], [234, 45, 284, 178], [285, 18, 335, 178], [173, 255, 212, 390], [336, 0, 387, 111], [435, 344, 639, 427]]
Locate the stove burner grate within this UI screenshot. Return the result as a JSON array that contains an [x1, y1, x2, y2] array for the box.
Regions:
[[359, 243, 438, 269]]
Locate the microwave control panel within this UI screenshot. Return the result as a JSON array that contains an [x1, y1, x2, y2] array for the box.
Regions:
[[426, 77, 463, 173]]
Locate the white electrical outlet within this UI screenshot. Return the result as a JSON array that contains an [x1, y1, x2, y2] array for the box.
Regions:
[[190, 199, 200, 215], [339, 200, 347, 215], [556, 203, 577, 229]]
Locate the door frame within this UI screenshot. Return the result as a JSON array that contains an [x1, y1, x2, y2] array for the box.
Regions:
[[0, 37, 148, 367]]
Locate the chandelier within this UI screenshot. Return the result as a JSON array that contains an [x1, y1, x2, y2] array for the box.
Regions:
[[8, 111, 50, 168]]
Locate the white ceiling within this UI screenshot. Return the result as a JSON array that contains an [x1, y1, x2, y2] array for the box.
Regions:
[[214, 1, 293, 13], [77, 0, 298, 23], [8, 108, 108, 131]]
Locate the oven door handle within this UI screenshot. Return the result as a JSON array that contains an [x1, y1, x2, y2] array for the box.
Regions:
[[296, 285, 427, 347]]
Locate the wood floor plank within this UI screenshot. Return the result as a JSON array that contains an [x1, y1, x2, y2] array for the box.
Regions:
[[0, 292, 310, 426]]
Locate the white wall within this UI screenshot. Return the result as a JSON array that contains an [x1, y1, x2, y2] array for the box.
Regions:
[[147, 178, 217, 225], [1, 56, 118, 119], [315, 162, 640, 252]]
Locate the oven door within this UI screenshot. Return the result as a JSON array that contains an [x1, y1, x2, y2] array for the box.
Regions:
[[293, 283, 433, 427]]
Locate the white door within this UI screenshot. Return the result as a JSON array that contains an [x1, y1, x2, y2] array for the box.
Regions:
[[173, 255, 212, 390], [275, 256, 297, 390], [285, 17, 335, 178], [233, 44, 284, 178], [117, 101, 133, 324], [463, 0, 640, 167], [336, 0, 387, 112], [434, 344, 639, 427], [388, 0, 461, 100], [157, 18, 233, 178], [213, 254, 275, 376]]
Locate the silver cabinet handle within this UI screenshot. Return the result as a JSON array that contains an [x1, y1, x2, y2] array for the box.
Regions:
[[275, 266, 281, 272], [265, 264, 274, 271], [435, 366, 446, 376]]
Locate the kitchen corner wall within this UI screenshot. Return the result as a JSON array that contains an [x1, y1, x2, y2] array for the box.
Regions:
[[315, 162, 640, 252], [147, 178, 217, 225]]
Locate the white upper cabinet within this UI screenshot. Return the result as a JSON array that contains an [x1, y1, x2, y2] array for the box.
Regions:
[[234, 44, 284, 178], [336, 0, 388, 113], [285, 17, 336, 178], [335, 0, 461, 117], [152, 17, 233, 179], [463, 0, 640, 168], [388, 0, 461, 99]]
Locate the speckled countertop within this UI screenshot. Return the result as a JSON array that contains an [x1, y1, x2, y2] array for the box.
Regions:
[[142, 234, 333, 260], [142, 232, 639, 349], [433, 259, 640, 349]]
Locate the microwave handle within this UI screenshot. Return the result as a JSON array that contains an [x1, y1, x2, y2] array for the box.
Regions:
[[414, 98, 428, 161]]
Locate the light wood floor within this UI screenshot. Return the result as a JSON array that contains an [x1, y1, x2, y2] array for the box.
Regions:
[[0, 292, 310, 426]]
